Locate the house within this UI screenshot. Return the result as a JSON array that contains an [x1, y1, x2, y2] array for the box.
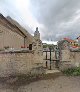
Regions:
[[58, 38, 79, 50], [64, 38, 78, 47], [0, 13, 43, 52], [0, 13, 35, 50]]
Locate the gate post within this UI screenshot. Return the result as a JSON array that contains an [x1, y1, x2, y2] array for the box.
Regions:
[[55, 46, 59, 68], [46, 51, 48, 68], [50, 47, 51, 70]]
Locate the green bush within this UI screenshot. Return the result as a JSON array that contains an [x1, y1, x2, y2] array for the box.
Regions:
[[62, 67, 80, 76]]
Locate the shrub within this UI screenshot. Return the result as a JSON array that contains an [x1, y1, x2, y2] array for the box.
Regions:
[[62, 67, 80, 76]]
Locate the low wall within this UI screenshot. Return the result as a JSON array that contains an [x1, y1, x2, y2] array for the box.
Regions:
[[0, 50, 43, 77], [60, 50, 80, 70]]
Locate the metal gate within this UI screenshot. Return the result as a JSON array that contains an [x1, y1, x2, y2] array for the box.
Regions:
[[43, 47, 60, 70]]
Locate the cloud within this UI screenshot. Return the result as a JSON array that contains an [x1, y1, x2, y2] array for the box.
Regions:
[[30, 0, 80, 41], [0, 0, 80, 41], [0, 0, 39, 33]]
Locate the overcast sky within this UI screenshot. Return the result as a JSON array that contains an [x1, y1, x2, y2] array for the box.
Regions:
[[0, 0, 80, 42]]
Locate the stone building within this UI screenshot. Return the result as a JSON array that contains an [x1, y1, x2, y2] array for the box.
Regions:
[[0, 13, 43, 51]]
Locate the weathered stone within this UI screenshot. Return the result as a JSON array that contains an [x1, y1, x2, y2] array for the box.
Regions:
[[0, 51, 43, 77]]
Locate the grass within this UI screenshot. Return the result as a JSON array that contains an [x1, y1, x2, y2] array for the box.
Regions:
[[62, 67, 80, 76]]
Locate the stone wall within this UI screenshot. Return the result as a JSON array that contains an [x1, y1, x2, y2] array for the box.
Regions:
[[60, 50, 80, 70], [0, 50, 43, 77]]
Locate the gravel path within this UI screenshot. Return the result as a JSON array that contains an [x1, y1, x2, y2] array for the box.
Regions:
[[17, 76, 80, 92], [0, 76, 80, 92]]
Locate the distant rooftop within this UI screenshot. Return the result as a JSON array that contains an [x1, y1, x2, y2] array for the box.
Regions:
[[64, 38, 76, 42]]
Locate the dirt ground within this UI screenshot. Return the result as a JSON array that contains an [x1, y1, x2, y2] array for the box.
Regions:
[[0, 75, 80, 92]]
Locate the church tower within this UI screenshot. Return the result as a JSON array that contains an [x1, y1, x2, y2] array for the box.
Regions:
[[34, 27, 40, 40]]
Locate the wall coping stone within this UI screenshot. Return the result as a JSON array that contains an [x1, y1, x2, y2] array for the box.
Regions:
[[0, 49, 34, 54]]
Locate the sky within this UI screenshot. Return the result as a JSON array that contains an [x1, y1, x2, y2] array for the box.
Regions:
[[0, 0, 80, 43]]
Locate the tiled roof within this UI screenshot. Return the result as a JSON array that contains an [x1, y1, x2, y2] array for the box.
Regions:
[[64, 38, 75, 42]]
